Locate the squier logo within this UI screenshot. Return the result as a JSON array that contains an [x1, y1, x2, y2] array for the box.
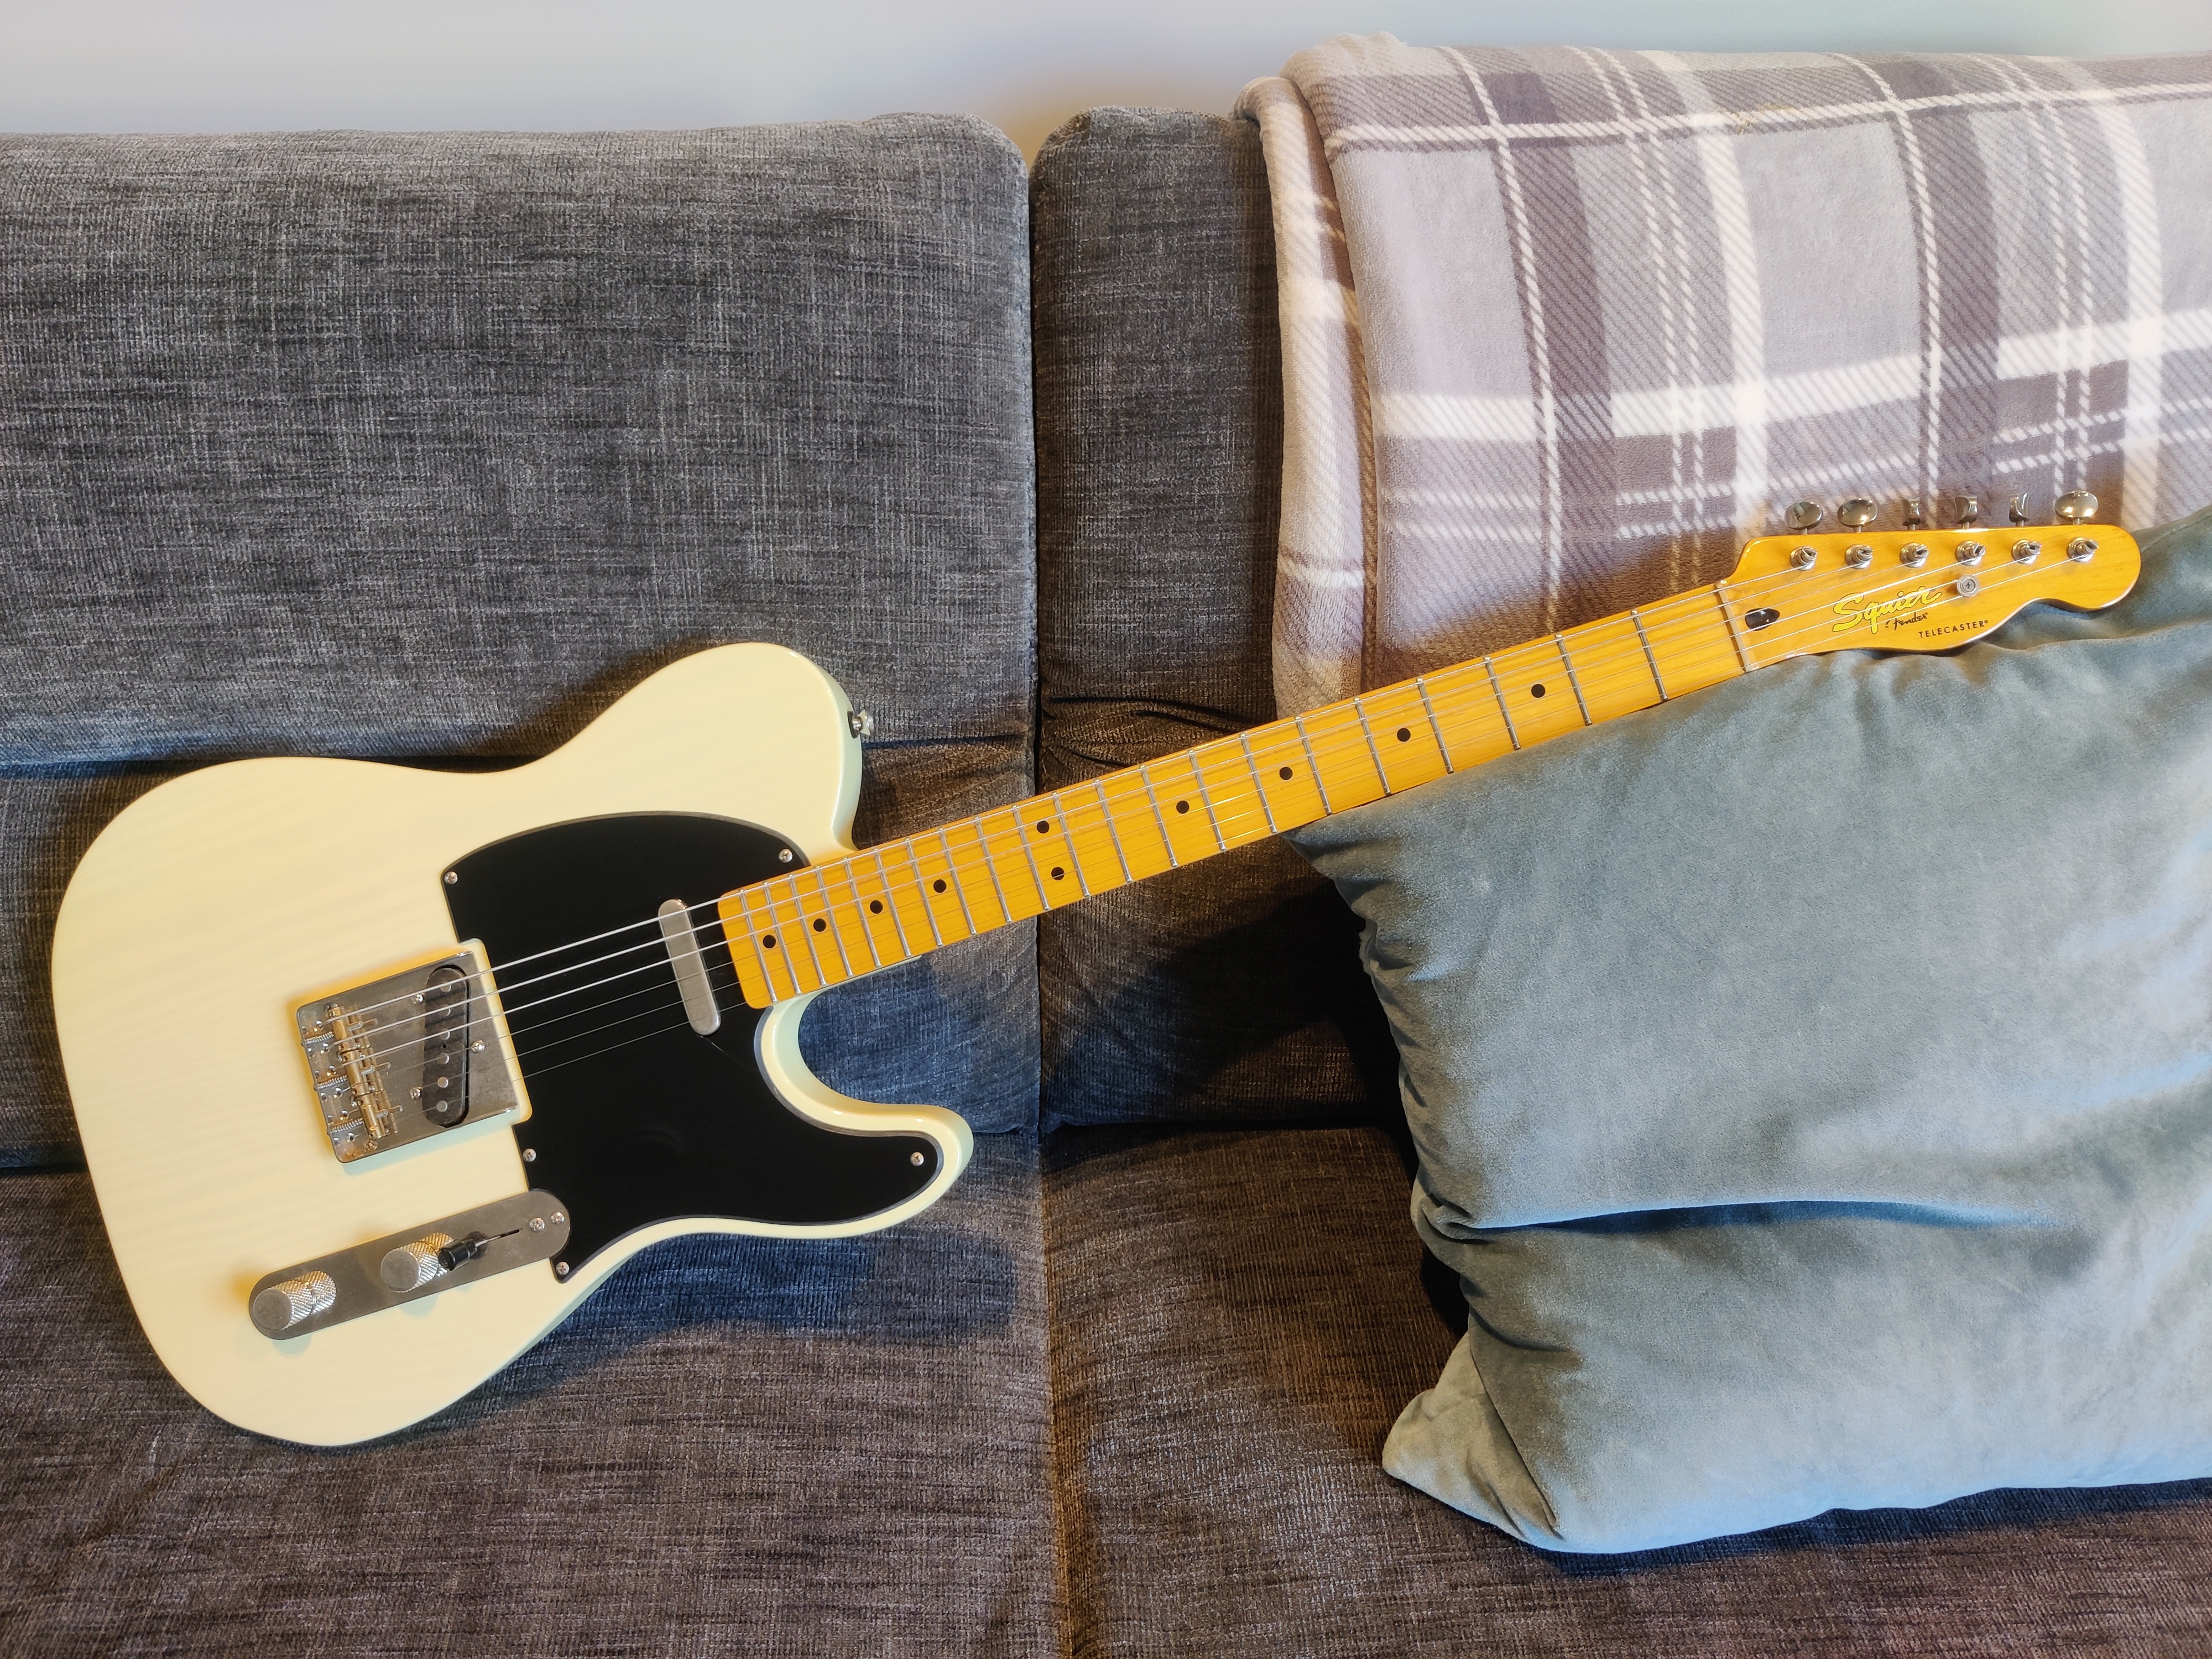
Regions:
[[1831, 585, 1937, 636]]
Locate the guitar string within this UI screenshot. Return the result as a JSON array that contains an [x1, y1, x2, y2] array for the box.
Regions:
[[316, 548, 2072, 1053]]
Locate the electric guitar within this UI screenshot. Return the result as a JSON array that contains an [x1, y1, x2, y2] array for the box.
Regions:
[[52, 503, 2139, 1443]]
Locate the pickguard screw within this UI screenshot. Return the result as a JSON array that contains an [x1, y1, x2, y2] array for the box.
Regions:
[[444, 871, 458, 885], [910, 1151, 925, 1166], [521, 1148, 536, 1163], [555, 1261, 570, 1279], [778, 848, 794, 863]]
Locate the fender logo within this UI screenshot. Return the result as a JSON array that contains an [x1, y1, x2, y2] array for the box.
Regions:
[[1832, 585, 1937, 635]]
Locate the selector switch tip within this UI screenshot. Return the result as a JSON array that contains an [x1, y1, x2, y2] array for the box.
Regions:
[[251, 1270, 336, 1335]]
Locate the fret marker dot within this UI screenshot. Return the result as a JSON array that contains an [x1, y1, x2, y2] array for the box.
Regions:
[[812, 918, 826, 932], [1278, 765, 1293, 780], [1395, 727, 1411, 742], [869, 899, 883, 914], [1051, 866, 1066, 880], [763, 935, 777, 949], [1530, 684, 1547, 698], [1175, 800, 1190, 814], [932, 879, 947, 893], [1036, 820, 1051, 834]]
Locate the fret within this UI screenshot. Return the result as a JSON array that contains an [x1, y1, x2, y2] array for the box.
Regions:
[[1237, 733, 1282, 832], [1422, 660, 1515, 769], [1350, 697, 1390, 794], [1087, 776, 1137, 885], [1713, 583, 1755, 672], [858, 847, 914, 964], [1554, 634, 1592, 725], [811, 862, 869, 974], [1293, 717, 1335, 812], [943, 817, 1013, 930], [890, 839, 945, 947], [1135, 761, 1183, 867], [1360, 680, 1451, 791], [1412, 675, 1456, 771], [1006, 804, 1059, 909], [1298, 700, 1386, 814], [778, 879, 834, 990], [1190, 737, 1269, 848], [1141, 748, 1228, 855], [1629, 606, 1670, 699], [732, 886, 785, 1003], [1558, 613, 1662, 725], [935, 827, 980, 935], [1100, 765, 1175, 879], [1490, 637, 1588, 747], [1645, 588, 1744, 698], [979, 807, 1048, 919], [1482, 656, 1521, 750], [1059, 784, 1123, 894]]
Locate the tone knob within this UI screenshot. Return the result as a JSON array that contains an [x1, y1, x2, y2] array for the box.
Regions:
[[380, 1232, 454, 1293], [251, 1270, 337, 1335], [2056, 489, 2099, 524]]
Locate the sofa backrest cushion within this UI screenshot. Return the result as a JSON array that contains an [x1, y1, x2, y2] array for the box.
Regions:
[[0, 119, 1038, 1164], [1032, 108, 1397, 1131]]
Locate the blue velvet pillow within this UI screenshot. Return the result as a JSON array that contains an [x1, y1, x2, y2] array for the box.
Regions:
[[1293, 506, 2212, 1553]]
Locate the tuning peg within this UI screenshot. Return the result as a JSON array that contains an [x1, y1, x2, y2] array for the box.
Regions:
[[1837, 497, 1878, 529], [1902, 497, 1924, 529], [2056, 489, 2098, 524], [1955, 495, 1981, 527], [1785, 500, 1823, 532], [2010, 494, 2031, 524]]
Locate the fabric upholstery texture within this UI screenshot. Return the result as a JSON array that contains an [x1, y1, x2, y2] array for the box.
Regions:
[[0, 120, 1040, 1159], [0, 1135, 1057, 1657], [1044, 1125, 2212, 1656], [1031, 108, 1396, 1129], [1243, 40, 2212, 715], [1290, 506, 2212, 1550]]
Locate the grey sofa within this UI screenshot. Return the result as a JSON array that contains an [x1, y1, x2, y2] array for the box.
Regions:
[[3, 108, 2209, 1657]]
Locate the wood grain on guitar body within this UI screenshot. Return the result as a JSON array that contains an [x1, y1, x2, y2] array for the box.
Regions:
[[50, 519, 2140, 1443]]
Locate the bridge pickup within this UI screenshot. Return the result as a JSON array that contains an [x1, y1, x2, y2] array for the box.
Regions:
[[294, 943, 526, 1165]]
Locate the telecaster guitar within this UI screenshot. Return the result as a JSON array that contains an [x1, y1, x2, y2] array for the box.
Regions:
[[52, 508, 2139, 1443]]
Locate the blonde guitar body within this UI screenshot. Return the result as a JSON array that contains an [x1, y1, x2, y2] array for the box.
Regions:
[[51, 644, 972, 1446]]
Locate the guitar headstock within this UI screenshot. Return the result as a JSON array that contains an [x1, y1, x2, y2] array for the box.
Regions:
[[1726, 523, 2140, 664]]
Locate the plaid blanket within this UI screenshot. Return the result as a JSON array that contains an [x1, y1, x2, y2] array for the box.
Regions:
[[1238, 39, 2212, 716]]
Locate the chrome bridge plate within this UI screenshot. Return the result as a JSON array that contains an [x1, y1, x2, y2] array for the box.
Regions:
[[294, 944, 524, 1165], [248, 1190, 572, 1340]]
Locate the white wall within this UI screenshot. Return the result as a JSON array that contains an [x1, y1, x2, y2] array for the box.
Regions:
[[6, 1, 2209, 156]]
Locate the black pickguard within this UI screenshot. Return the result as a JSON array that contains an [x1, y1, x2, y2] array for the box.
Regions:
[[444, 813, 938, 1267]]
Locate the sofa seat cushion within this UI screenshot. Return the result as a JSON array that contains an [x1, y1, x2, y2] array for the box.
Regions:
[[1042, 1124, 2212, 1654], [0, 1134, 1055, 1656]]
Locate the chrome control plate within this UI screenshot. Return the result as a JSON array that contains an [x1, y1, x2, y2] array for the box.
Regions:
[[294, 944, 524, 1165], [248, 1190, 571, 1339]]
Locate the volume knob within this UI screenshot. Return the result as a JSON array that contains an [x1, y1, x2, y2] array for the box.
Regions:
[[251, 1270, 337, 1335], [380, 1232, 454, 1293]]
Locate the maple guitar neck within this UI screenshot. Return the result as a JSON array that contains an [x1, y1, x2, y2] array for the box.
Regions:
[[719, 521, 2141, 1008]]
